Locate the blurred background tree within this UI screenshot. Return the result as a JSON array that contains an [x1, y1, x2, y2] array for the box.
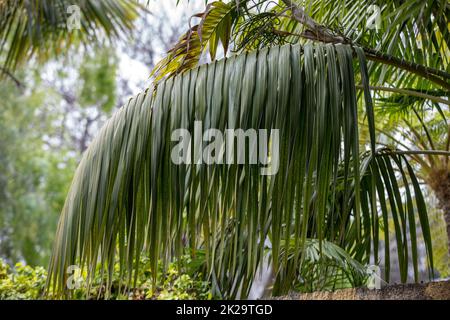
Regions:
[[0, 0, 202, 267]]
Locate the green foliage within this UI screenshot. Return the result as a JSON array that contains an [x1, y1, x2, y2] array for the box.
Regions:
[[79, 48, 118, 113], [0, 78, 77, 266], [0, 256, 211, 300], [0, 0, 140, 73], [276, 239, 370, 294], [0, 43, 120, 266], [67, 255, 211, 300], [0, 260, 47, 300], [139, 255, 211, 300]]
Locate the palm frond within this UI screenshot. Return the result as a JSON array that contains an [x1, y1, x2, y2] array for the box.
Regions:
[[275, 239, 369, 294], [0, 0, 140, 73], [47, 43, 433, 299]]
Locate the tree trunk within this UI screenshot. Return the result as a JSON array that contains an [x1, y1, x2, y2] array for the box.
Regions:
[[430, 169, 450, 258]]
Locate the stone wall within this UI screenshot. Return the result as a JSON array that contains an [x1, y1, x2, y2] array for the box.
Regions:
[[275, 280, 450, 300]]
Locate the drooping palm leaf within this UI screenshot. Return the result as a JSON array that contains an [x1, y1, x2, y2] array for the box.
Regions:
[[47, 43, 433, 299]]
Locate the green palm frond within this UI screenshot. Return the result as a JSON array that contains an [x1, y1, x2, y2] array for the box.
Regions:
[[47, 43, 433, 299], [276, 239, 368, 293], [0, 0, 140, 73]]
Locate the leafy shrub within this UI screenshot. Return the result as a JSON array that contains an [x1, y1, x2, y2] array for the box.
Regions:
[[138, 255, 211, 300], [0, 256, 211, 300], [0, 260, 46, 300]]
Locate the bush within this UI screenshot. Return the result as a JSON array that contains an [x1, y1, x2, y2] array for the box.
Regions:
[[0, 260, 46, 300], [0, 256, 211, 300]]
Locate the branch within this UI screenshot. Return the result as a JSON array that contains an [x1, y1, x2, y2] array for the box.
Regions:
[[394, 150, 450, 156], [363, 48, 450, 91], [355, 85, 450, 106], [0, 67, 24, 89]]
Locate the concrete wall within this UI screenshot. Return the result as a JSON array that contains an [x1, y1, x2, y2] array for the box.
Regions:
[[274, 280, 450, 300]]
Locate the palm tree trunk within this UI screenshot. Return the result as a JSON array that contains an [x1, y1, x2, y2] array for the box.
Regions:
[[430, 169, 450, 257]]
